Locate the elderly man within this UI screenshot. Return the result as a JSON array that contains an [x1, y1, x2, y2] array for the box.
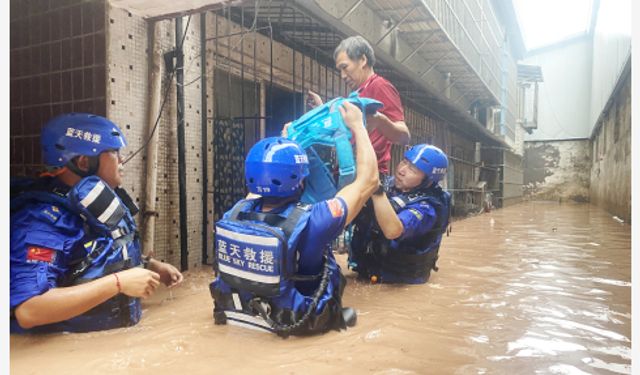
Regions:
[[308, 36, 410, 175]]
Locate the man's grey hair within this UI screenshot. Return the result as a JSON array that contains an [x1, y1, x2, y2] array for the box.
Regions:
[[333, 36, 376, 67]]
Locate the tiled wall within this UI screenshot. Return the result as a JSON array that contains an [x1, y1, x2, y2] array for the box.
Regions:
[[106, 6, 204, 268], [10, 0, 107, 176]]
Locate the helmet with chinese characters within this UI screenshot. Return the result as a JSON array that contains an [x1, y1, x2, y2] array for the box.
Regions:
[[41, 113, 127, 167], [403, 144, 448, 184]]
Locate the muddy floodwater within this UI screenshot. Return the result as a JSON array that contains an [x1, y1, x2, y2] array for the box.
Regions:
[[10, 201, 631, 374]]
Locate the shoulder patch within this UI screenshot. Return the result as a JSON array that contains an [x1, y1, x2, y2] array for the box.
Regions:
[[326, 198, 345, 218], [408, 208, 424, 221], [40, 205, 61, 223], [26, 246, 56, 263]]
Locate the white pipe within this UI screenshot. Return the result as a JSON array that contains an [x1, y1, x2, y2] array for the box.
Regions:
[[142, 21, 163, 256], [260, 80, 266, 139]]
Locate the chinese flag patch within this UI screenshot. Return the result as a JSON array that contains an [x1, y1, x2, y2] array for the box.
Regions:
[[326, 198, 345, 218], [26, 246, 56, 263]]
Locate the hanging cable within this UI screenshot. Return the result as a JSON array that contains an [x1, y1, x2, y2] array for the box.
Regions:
[[123, 15, 193, 165]]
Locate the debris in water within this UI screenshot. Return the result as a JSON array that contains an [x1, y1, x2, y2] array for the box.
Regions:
[[364, 329, 382, 341]]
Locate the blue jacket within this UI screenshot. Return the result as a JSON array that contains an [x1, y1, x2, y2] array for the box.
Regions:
[[350, 178, 451, 284], [10, 176, 142, 333]]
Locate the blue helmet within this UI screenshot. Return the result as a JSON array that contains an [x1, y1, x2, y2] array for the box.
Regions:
[[41, 113, 127, 167], [404, 144, 448, 184], [245, 137, 309, 197]]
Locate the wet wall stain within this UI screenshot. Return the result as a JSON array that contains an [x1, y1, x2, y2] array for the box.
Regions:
[[524, 140, 590, 202], [524, 144, 559, 184]]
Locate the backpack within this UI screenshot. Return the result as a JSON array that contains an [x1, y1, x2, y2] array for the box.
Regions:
[[214, 200, 312, 297]]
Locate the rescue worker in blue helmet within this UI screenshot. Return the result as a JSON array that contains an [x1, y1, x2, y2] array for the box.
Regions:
[[349, 144, 451, 284], [210, 101, 378, 337], [10, 113, 183, 333]]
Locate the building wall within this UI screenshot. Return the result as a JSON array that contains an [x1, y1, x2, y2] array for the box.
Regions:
[[589, 67, 631, 222], [105, 7, 204, 267], [502, 150, 523, 202], [522, 37, 593, 141], [10, 0, 107, 176], [519, 2, 630, 220], [9, 3, 513, 268], [589, 0, 631, 132], [523, 139, 591, 202]]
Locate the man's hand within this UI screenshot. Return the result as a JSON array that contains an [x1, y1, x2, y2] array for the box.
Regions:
[[307, 90, 323, 109], [338, 101, 364, 131], [281, 121, 292, 137], [147, 259, 184, 288], [366, 112, 386, 132], [116, 268, 161, 298]]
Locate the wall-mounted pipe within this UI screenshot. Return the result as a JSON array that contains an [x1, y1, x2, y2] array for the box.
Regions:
[[200, 12, 209, 265], [259, 81, 266, 138], [142, 21, 163, 256], [176, 16, 189, 271]]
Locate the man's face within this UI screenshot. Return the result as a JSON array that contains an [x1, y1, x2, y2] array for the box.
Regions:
[[96, 149, 124, 188], [335, 51, 368, 91], [394, 158, 427, 192]]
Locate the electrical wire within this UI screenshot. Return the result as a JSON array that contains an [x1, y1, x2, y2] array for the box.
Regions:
[[123, 15, 193, 165], [177, 2, 263, 88]]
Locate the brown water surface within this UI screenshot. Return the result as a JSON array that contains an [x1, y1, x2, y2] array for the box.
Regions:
[[10, 202, 631, 374]]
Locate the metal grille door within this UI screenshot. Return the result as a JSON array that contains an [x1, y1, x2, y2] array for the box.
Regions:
[[213, 118, 246, 221]]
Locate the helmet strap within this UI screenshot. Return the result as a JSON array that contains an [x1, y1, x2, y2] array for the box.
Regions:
[[66, 156, 100, 178]]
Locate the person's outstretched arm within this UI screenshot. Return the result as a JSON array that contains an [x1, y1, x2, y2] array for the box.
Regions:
[[335, 101, 379, 225], [14, 267, 161, 329], [147, 258, 183, 288]]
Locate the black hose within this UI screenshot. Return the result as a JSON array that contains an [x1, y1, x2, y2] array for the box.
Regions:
[[250, 255, 332, 338]]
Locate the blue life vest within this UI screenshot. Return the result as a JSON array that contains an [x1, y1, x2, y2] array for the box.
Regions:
[[10, 176, 142, 333], [351, 184, 451, 283], [286, 92, 382, 204], [210, 198, 347, 337]]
